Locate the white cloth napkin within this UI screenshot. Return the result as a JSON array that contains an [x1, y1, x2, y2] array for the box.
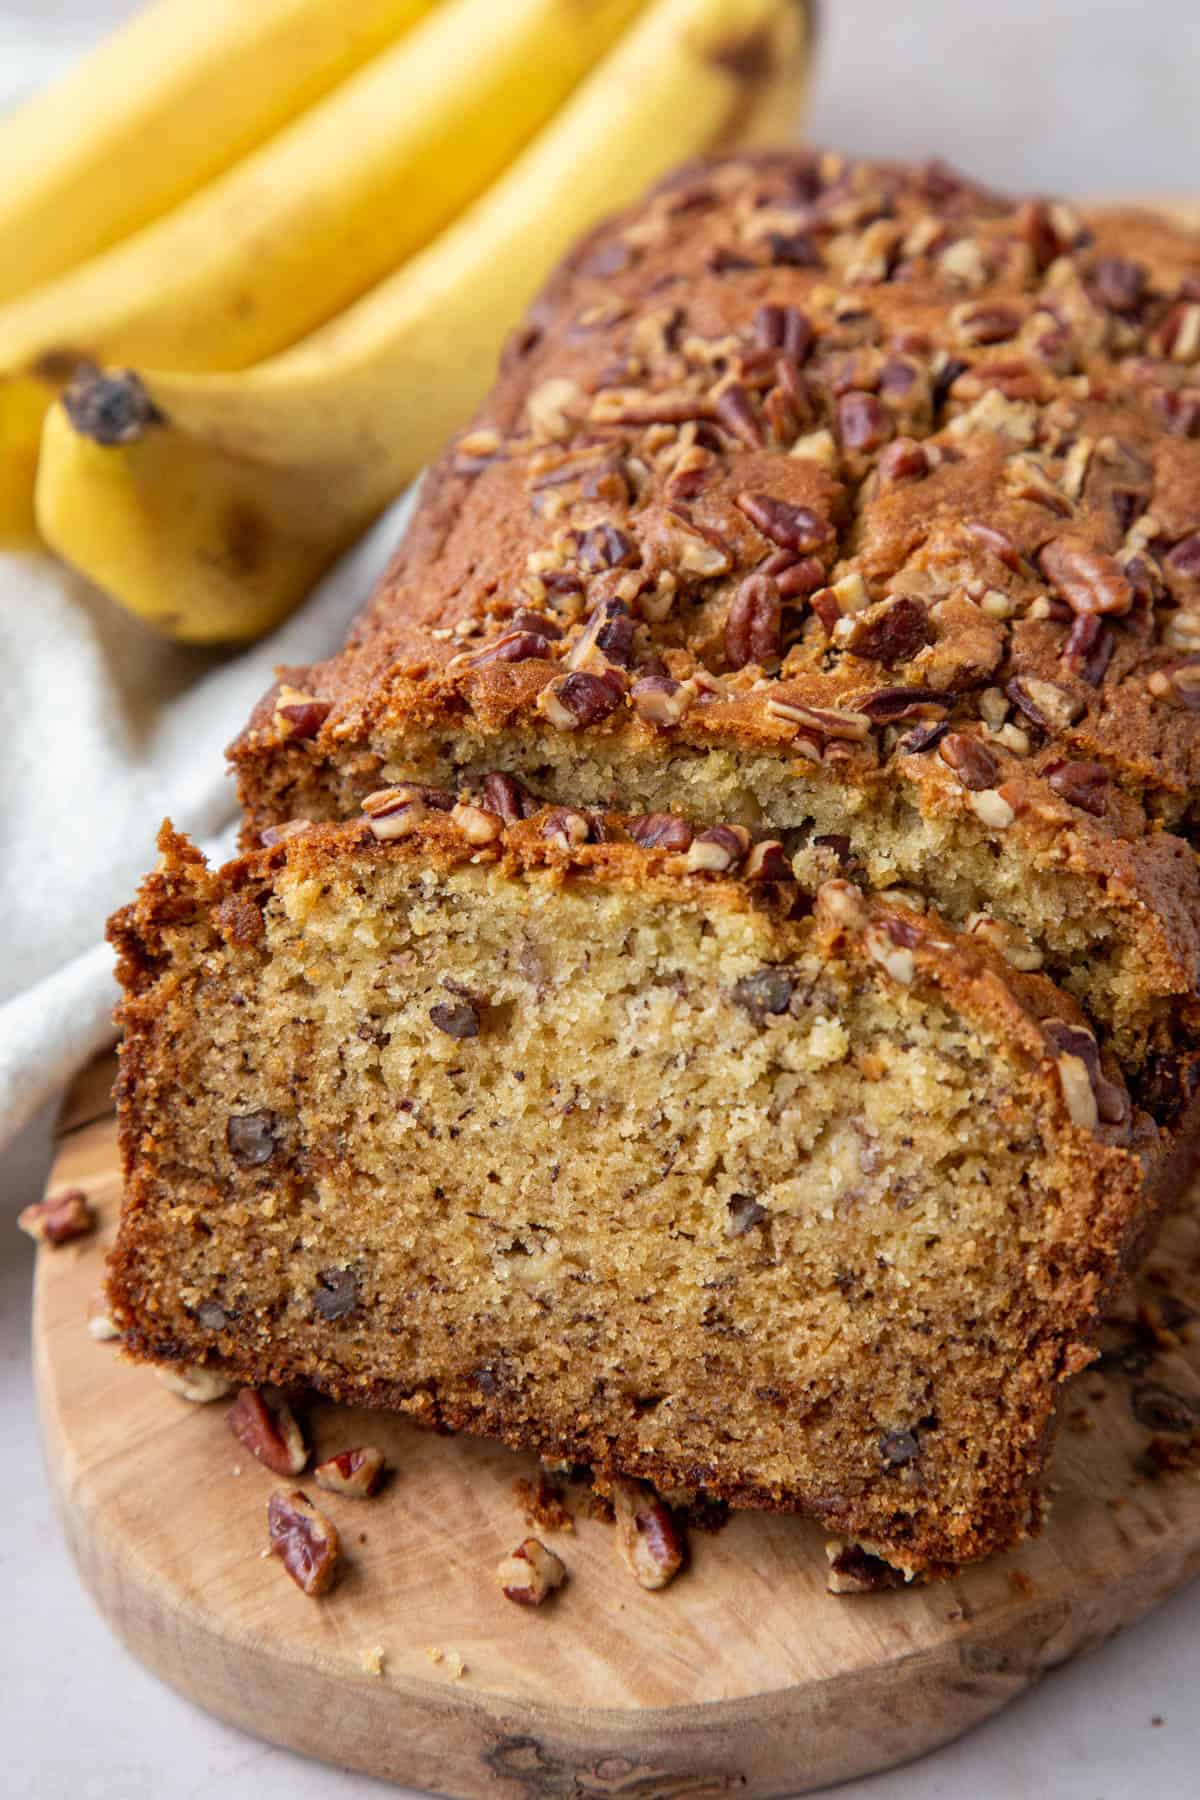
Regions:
[[0, 489, 415, 1152]]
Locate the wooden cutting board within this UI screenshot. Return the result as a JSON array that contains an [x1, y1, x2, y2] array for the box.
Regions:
[[32, 1055, 1200, 1796]]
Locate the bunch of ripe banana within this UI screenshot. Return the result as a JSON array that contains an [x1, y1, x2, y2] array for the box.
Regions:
[[4, 0, 813, 643]]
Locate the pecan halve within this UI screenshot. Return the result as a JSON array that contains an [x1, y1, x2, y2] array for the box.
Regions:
[[725, 573, 782, 669], [735, 491, 834, 553], [497, 1537, 568, 1607], [753, 303, 813, 360], [612, 1479, 686, 1590], [1039, 537, 1133, 616], [837, 391, 893, 452], [1060, 614, 1114, 685], [267, 1489, 340, 1597], [713, 383, 765, 449], [228, 1389, 308, 1475], [482, 771, 541, 823]]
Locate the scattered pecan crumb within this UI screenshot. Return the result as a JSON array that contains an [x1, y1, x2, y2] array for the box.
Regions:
[[497, 1537, 568, 1606], [19, 1188, 95, 1247], [314, 1445, 386, 1499], [612, 1478, 686, 1590], [228, 1388, 308, 1474], [156, 1365, 235, 1404]]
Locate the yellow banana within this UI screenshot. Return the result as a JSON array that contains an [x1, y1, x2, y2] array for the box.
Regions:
[[36, 0, 812, 645], [0, 0, 439, 304], [0, 0, 645, 544]]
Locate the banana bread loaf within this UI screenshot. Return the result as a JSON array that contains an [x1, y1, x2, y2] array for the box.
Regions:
[[230, 150, 1200, 1104], [108, 804, 1166, 1575]]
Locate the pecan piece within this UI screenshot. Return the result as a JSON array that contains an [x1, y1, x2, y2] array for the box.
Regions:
[[536, 669, 625, 730], [753, 303, 813, 360], [229, 1389, 308, 1475], [361, 785, 428, 841], [1088, 255, 1145, 314], [966, 520, 1021, 571], [767, 697, 872, 741], [726, 1195, 767, 1237], [226, 1111, 277, 1168], [459, 629, 554, 669], [1044, 1020, 1127, 1128], [430, 999, 480, 1039], [273, 688, 331, 741], [877, 437, 929, 485], [451, 801, 504, 845], [744, 839, 791, 881], [1005, 675, 1083, 732], [1045, 759, 1110, 816], [566, 598, 636, 674], [157, 1366, 235, 1404], [825, 1540, 905, 1595], [267, 1489, 340, 1597], [954, 301, 1022, 344], [1167, 532, 1200, 582], [576, 524, 637, 573], [725, 573, 781, 669], [732, 967, 795, 1022], [630, 675, 693, 726], [540, 806, 592, 851], [313, 1267, 359, 1321], [834, 595, 929, 665], [314, 1445, 386, 1499], [1060, 614, 1114, 685], [686, 825, 751, 873], [1040, 537, 1133, 616], [857, 687, 954, 723], [626, 812, 694, 852], [837, 391, 893, 452], [713, 382, 764, 448], [735, 491, 834, 553], [497, 1537, 568, 1607], [612, 1479, 686, 1590], [18, 1188, 95, 1246], [483, 771, 541, 823]]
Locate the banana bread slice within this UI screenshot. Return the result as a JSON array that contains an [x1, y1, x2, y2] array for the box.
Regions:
[[229, 150, 1200, 1099], [108, 804, 1168, 1575]]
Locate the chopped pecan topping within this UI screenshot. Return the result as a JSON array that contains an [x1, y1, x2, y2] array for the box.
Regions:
[[1167, 532, 1200, 581], [837, 391, 893, 451], [483, 771, 540, 823], [19, 1188, 95, 1246], [1039, 536, 1133, 616], [612, 1479, 686, 1590], [536, 669, 625, 730], [626, 812, 694, 852], [361, 785, 429, 840], [273, 687, 331, 741], [968, 788, 1016, 829], [753, 303, 813, 360], [228, 1389, 308, 1475], [876, 437, 929, 484], [630, 674, 693, 726], [430, 999, 481, 1039], [268, 1489, 340, 1597], [743, 839, 792, 881], [567, 599, 636, 673], [725, 573, 782, 669], [1045, 759, 1110, 815], [768, 696, 872, 741], [735, 491, 834, 553], [954, 301, 1021, 344], [965, 520, 1021, 571], [834, 595, 929, 665], [458, 628, 555, 669], [1088, 255, 1146, 314], [686, 824, 751, 873], [857, 687, 953, 723], [1006, 675, 1083, 732], [576, 524, 637, 573], [497, 1537, 568, 1606], [1060, 614, 1113, 685], [713, 382, 764, 448], [314, 1445, 386, 1499]]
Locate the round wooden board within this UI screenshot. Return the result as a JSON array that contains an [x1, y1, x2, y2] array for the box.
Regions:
[[32, 1056, 1200, 1797]]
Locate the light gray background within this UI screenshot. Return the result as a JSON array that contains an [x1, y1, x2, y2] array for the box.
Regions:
[[4, 2, 1199, 1794]]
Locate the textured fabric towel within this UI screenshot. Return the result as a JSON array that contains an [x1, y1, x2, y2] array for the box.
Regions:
[[0, 492, 414, 1152]]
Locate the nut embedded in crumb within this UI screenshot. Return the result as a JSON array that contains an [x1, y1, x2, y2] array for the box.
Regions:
[[267, 1489, 339, 1596], [497, 1537, 568, 1607], [824, 1539, 906, 1595], [19, 1189, 95, 1247], [156, 1364, 235, 1404], [228, 1388, 308, 1474], [612, 1479, 686, 1590], [314, 1445, 386, 1499]]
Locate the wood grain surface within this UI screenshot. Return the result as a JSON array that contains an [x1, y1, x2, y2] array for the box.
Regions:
[[32, 1055, 1200, 1797]]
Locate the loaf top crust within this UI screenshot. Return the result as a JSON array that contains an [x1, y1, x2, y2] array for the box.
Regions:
[[234, 148, 1200, 822]]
